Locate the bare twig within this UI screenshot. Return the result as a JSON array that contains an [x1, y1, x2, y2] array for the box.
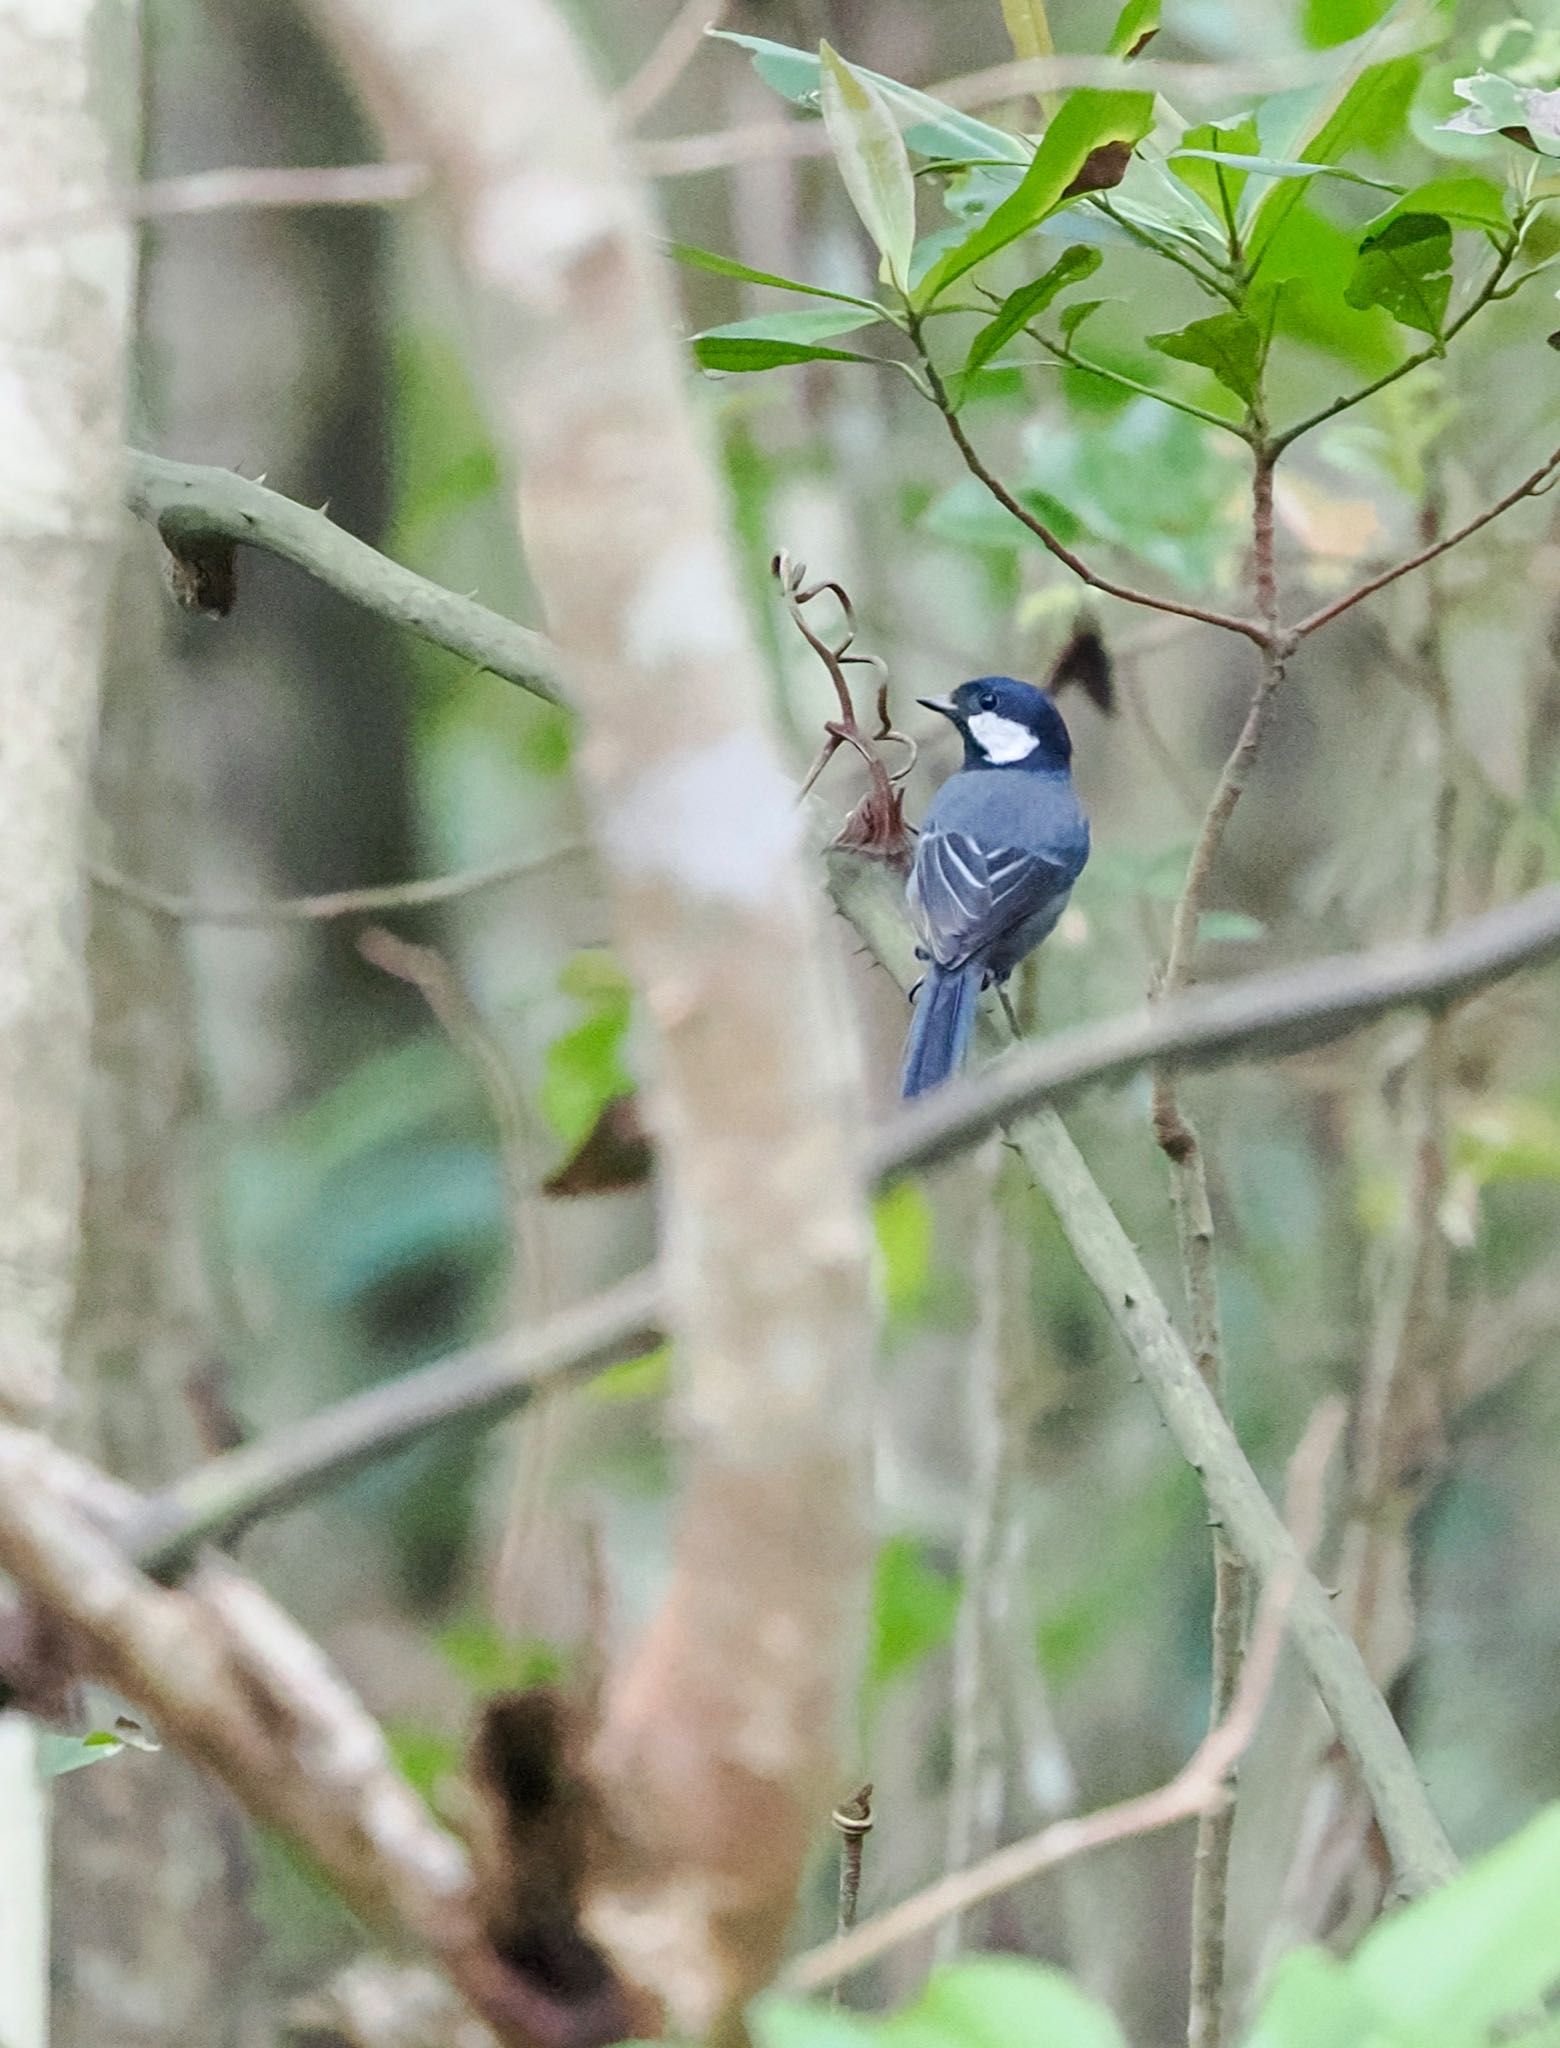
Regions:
[[615, 0, 727, 127], [88, 839, 585, 924], [786, 1404, 1340, 1994], [0, 162, 428, 245], [831, 1784, 874, 1942], [1292, 444, 1560, 641]]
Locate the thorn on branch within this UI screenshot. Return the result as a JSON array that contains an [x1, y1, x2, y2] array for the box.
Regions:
[[773, 552, 914, 872]]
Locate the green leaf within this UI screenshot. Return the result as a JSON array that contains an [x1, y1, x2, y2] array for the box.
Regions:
[[1352, 1803, 1560, 2036], [913, 88, 1156, 306], [869, 1536, 960, 1687], [541, 957, 634, 1147], [1146, 306, 1268, 404], [1058, 297, 1107, 343], [1363, 173, 1511, 232], [1199, 910, 1266, 941], [1106, 0, 1160, 59], [963, 246, 1103, 376], [1170, 148, 1403, 194], [886, 1960, 1128, 2048], [1247, 0, 1448, 255], [1243, 1948, 1387, 2048], [710, 31, 1027, 165], [696, 309, 883, 346], [38, 1731, 126, 1776], [819, 42, 917, 290], [1302, 0, 1395, 49], [873, 1181, 934, 1319], [998, 0, 1054, 64], [1167, 115, 1261, 219], [1442, 70, 1560, 155], [693, 336, 883, 372], [1344, 210, 1453, 336], [666, 241, 887, 313]]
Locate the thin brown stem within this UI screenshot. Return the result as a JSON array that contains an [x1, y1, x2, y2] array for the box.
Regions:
[[910, 319, 1268, 646], [1293, 443, 1560, 641], [1157, 442, 1282, 2048]]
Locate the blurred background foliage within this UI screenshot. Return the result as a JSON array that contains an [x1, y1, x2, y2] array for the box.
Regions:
[[78, 0, 1560, 2038]]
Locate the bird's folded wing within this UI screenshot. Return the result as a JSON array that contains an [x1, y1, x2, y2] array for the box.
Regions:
[[909, 824, 1072, 970]]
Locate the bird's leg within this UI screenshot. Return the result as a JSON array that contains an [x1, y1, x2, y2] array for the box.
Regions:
[[996, 986, 1022, 1036]]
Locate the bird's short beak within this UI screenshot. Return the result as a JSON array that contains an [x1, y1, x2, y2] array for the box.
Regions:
[[917, 694, 959, 721]]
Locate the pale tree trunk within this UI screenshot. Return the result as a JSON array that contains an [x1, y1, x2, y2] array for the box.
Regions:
[[50, 560, 258, 2048], [0, 0, 136, 2040], [315, 1, 878, 2030]]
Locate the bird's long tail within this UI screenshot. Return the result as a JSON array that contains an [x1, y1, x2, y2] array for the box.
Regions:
[[900, 962, 980, 1099]]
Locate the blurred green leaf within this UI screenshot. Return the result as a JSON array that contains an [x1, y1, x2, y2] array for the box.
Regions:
[[760, 1961, 1126, 2048], [710, 31, 1027, 164], [1146, 304, 1269, 404], [914, 89, 1156, 305], [542, 955, 633, 1147], [590, 1342, 673, 1403], [873, 1181, 935, 1320], [962, 246, 1103, 377], [386, 1722, 459, 1802], [1106, 0, 1160, 59], [893, 1961, 1127, 2048], [38, 1731, 127, 1777], [998, 0, 1054, 64], [436, 1616, 563, 1692], [1303, 0, 1396, 48], [1344, 211, 1452, 336], [695, 309, 884, 347], [1249, 0, 1447, 253], [1352, 1803, 1560, 2035], [1243, 1948, 1386, 2048], [667, 241, 885, 312], [1199, 911, 1266, 941], [819, 43, 918, 290], [1454, 1098, 1560, 1186], [1019, 398, 1244, 588], [869, 1535, 960, 1688]]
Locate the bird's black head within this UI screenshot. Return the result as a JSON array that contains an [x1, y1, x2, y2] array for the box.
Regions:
[[918, 675, 1074, 773]]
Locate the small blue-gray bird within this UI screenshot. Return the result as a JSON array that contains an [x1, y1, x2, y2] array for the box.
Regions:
[[900, 676, 1089, 1098]]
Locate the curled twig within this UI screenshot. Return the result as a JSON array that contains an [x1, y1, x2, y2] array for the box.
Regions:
[[773, 552, 914, 869]]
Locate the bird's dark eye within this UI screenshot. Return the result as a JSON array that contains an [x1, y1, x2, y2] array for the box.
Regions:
[[979, 690, 997, 711]]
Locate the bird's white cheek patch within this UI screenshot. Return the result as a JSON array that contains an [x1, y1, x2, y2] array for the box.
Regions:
[[967, 712, 1039, 763]]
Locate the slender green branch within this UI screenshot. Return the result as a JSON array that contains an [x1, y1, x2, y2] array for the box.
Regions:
[[125, 449, 569, 706], [1028, 325, 1252, 442], [907, 316, 1267, 645], [1091, 195, 1244, 307], [1270, 236, 1519, 457]]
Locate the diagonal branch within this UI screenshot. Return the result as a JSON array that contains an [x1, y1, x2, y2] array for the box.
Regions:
[[909, 320, 1268, 646], [119, 872, 1560, 1565], [125, 449, 567, 704], [1292, 442, 1560, 641]]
